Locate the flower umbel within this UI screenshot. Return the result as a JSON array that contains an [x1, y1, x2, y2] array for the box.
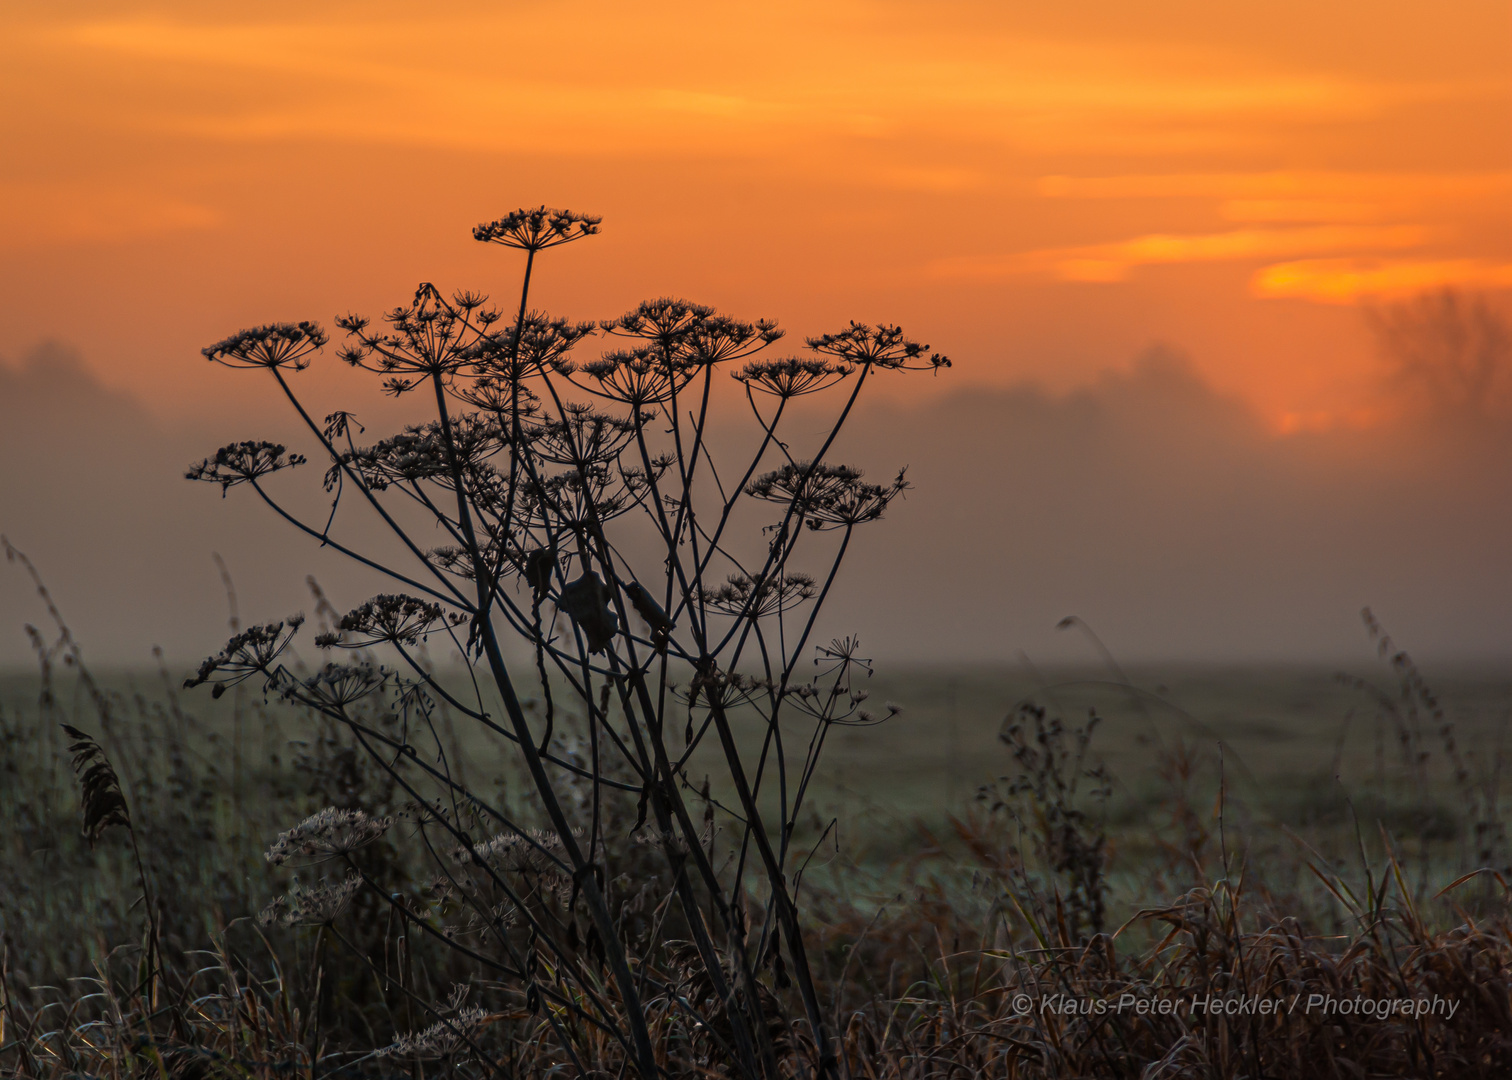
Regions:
[[473, 206, 602, 251], [316, 594, 460, 649], [700, 572, 818, 618], [184, 617, 304, 698], [746, 462, 910, 530], [451, 828, 567, 874], [257, 872, 362, 927], [202, 322, 327, 370], [807, 322, 950, 372], [265, 807, 393, 865], [187, 442, 306, 495], [733, 357, 852, 398], [284, 662, 389, 710], [335, 284, 498, 392]]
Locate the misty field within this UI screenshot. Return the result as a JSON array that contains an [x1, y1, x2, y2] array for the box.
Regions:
[[3, 645, 1511, 1077]]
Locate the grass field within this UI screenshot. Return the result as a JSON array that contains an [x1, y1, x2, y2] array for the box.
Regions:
[[4, 654, 1506, 916], [4, 650, 1511, 1077], [813, 661, 1508, 825]]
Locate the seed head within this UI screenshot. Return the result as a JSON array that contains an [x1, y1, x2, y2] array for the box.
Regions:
[[286, 662, 389, 710], [203, 322, 327, 370], [452, 828, 567, 874], [258, 872, 362, 927], [733, 357, 851, 398], [187, 441, 306, 495], [746, 462, 909, 530], [184, 616, 304, 698], [60, 725, 131, 847], [700, 572, 817, 618], [473, 206, 602, 251], [266, 807, 393, 865], [316, 594, 460, 649], [807, 322, 949, 373]]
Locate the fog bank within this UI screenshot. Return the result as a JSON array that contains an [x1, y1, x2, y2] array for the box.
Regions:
[[3, 342, 1510, 670]]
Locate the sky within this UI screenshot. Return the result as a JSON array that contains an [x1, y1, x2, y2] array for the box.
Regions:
[[2, 0, 1508, 420], [2, 1, 1511, 667]]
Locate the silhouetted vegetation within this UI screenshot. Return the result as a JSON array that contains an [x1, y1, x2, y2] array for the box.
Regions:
[[3, 217, 1511, 1078]]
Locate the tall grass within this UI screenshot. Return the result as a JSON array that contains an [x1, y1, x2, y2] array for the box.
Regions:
[[3, 586, 1510, 1076]]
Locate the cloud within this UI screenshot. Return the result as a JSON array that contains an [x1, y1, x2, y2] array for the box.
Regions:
[[1218, 200, 1397, 224], [18, 10, 1426, 160], [1252, 258, 1512, 303], [930, 225, 1430, 282], [925, 169, 1511, 299], [1037, 171, 1512, 202]]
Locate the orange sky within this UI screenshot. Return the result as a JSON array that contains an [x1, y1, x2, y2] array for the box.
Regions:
[[2, 0, 1508, 425]]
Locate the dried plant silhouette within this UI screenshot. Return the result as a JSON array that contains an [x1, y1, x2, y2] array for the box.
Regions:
[[10, 227, 1512, 1078], [6, 537, 1512, 1078], [179, 207, 947, 1080]]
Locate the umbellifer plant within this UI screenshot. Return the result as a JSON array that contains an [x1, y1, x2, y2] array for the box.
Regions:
[[186, 207, 948, 1079]]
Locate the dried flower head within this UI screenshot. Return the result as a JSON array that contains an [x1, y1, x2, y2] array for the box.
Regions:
[[287, 662, 389, 710], [600, 297, 715, 343], [682, 314, 784, 366], [184, 617, 304, 698], [577, 347, 696, 406], [452, 829, 571, 878], [473, 206, 602, 251], [526, 403, 639, 467], [807, 322, 950, 372], [700, 572, 817, 618], [335, 284, 497, 391], [265, 807, 393, 865], [733, 357, 852, 398], [187, 441, 307, 495], [316, 594, 460, 649], [746, 462, 910, 530], [452, 374, 545, 416], [681, 668, 775, 711], [846, 702, 903, 727], [333, 414, 505, 492], [438, 901, 519, 940], [463, 313, 595, 385], [202, 322, 327, 370], [258, 872, 362, 927]]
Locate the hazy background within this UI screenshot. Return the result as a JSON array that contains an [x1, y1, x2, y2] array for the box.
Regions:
[[2, 0, 1510, 670], [5, 325, 1512, 669]]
